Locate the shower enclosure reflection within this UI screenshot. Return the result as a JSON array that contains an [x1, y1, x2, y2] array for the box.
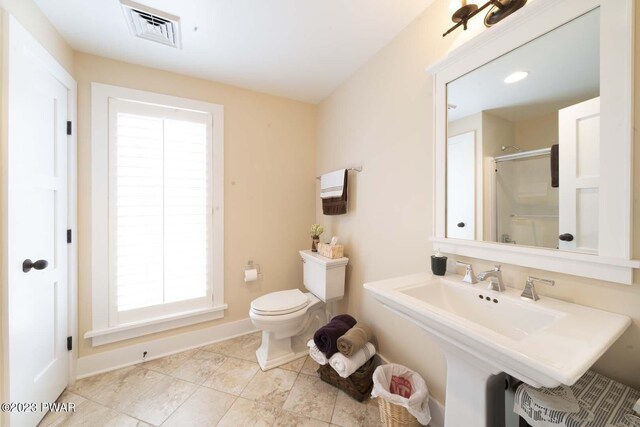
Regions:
[[495, 149, 557, 248]]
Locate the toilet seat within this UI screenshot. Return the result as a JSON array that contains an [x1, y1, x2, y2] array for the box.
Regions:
[[250, 289, 310, 316]]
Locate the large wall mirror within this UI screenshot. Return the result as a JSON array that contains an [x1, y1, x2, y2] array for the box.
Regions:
[[430, 0, 639, 284], [446, 9, 599, 254]]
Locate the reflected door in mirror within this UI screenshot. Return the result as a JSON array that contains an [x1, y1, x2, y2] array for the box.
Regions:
[[447, 131, 475, 240], [559, 97, 600, 254]]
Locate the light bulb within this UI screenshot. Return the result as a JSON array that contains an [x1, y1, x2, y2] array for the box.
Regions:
[[449, 1, 479, 18], [449, 0, 464, 15]]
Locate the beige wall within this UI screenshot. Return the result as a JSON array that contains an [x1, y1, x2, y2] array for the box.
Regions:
[[514, 112, 558, 151], [317, 0, 640, 405], [483, 112, 515, 159], [74, 52, 317, 357]]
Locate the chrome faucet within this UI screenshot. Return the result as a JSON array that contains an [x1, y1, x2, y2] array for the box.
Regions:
[[477, 264, 505, 292], [455, 261, 477, 284], [521, 276, 555, 301]]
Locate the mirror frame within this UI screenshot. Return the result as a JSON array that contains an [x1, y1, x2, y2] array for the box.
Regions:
[[428, 0, 639, 284]]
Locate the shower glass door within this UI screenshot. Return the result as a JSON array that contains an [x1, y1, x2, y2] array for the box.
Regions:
[[495, 154, 558, 249]]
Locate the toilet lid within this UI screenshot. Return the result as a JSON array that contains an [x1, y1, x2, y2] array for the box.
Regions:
[[251, 289, 309, 315]]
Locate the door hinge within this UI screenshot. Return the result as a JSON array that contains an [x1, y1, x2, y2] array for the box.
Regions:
[[67, 336, 72, 351], [67, 229, 72, 244], [66, 121, 72, 136]]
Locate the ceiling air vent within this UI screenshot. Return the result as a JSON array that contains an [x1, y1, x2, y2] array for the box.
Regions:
[[120, 0, 181, 49]]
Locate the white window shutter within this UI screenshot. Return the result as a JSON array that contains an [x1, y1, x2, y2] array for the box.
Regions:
[[110, 101, 213, 323]]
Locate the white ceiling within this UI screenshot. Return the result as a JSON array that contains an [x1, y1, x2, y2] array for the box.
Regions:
[[34, 0, 434, 103], [447, 8, 600, 123]]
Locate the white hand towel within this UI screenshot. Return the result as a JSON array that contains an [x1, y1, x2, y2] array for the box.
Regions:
[[320, 169, 346, 199], [307, 339, 328, 365], [329, 342, 376, 378]]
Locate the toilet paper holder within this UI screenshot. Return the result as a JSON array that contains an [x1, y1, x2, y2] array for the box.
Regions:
[[243, 260, 262, 281]]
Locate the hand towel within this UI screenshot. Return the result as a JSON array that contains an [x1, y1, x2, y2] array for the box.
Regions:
[[320, 169, 346, 198], [329, 342, 376, 378], [337, 323, 372, 356], [550, 144, 559, 188], [321, 169, 348, 215], [313, 314, 356, 357], [307, 339, 328, 365]]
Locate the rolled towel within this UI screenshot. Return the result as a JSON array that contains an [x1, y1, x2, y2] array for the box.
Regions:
[[313, 314, 357, 358], [329, 342, 376, 378], [337, 323, 373, 356], [307, 339, 328, 365]]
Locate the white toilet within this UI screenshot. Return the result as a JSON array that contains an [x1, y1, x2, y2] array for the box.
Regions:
[[249, 250, 348, 371]]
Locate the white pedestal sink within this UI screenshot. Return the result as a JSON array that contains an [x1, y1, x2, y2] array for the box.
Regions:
[[364, 273, 630, 427]]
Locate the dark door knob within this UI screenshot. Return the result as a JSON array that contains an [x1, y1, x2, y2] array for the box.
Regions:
[[457, 222, 465, 228], [558, 233, 574, 242], [23, 259, 48, 273]]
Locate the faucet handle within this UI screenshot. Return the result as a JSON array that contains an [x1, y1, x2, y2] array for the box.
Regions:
[[527, 276, 555, 286], [456, 261, 477, 284], [521, 276, 555, 301], [456, 261, 472, 269], [494, 264, 502, 271]]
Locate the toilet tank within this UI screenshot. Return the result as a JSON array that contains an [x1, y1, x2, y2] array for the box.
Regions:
[[299, 250, 348, 302]]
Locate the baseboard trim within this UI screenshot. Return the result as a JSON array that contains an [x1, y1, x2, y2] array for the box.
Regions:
[[76, 318, 257, 380], [376, 353, 445, 427]]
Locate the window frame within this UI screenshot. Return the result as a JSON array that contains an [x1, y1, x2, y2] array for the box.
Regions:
[[108, 99, 214, 325], [87, 83, 225, 346]]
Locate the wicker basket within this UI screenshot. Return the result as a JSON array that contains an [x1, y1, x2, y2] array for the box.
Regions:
[[377, 398, 420, 427], [317, 357, 375, 402]]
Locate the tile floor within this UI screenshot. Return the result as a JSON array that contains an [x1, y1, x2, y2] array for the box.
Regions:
[[40, 332, 383, 427]]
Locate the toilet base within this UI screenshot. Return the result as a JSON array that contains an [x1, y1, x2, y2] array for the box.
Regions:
[[256, 333, 308, 371], [253, 305, 327, 371]]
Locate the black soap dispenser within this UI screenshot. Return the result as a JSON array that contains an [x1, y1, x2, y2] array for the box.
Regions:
[[431, 249, 447, 276]]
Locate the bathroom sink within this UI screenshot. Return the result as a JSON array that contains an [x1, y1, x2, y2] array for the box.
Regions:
[[399, 278, 562, 342], [364, 273, 630, 427]]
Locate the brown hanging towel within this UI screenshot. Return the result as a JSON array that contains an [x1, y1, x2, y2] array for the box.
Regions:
[[321, 169, 348, 215], [550, 144, 559, 188]]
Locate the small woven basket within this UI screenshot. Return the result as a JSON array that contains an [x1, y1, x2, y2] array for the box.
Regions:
[[377, 398, 420, 427], [317, 357, 375, 402], [316, 243, 344, 259]]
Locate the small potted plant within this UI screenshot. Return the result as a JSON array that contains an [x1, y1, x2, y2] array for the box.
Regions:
[[310, 224, 324, 252]]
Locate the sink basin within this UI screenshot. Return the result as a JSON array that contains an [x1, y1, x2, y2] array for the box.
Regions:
[[364, 273, 630, 427], [400, 279, 563, 341]]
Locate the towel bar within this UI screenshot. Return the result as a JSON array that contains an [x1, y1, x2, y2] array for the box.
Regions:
[[316, 166, 363, 180]]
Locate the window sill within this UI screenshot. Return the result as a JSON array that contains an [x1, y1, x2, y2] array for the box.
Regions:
[[84, 304, 228, 346]]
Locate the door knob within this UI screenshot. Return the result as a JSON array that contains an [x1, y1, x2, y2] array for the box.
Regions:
[[457, 222, 465, 228], [22, 259, 48, 273], [558, 233, 574, 242]]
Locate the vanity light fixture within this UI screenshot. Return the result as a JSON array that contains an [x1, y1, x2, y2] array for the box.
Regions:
[[504, 71, 529, 84], [444, 0, 527, 37]]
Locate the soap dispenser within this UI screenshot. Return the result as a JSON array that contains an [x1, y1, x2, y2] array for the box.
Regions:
[[431, 249, 447, 276]]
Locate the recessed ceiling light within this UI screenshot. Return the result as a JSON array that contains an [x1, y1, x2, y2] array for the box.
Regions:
[[504, 71, 529, 84]]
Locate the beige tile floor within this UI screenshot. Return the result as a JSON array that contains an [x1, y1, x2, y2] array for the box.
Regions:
[[39, 332, 383, 427]]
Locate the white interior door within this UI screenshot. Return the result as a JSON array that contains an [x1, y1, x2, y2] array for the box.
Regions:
[[447, 132, 475, 240], [558, 97, 600, 253], [6, 17, 69, 427]]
